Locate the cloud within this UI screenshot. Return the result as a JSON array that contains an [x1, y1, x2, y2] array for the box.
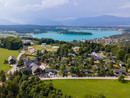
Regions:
[[73, 0, 78, 6], [120, 2, 130, 9], [0, 0, 69, 11]]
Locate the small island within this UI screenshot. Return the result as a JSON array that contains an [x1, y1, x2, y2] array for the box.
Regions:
[[59, 30, 93, 35]]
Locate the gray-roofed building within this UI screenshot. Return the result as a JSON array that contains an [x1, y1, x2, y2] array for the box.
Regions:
[[83, 69, 92, 74], [45, 69, 56, 75], [113, 69, 126, 76], [106, 60, 116, 64], [31, 64, 42, 75], [57, 63, 64, 68], [21, 67, 31, 74], [50, 58, 57, 62], [103, 65, 108, 71], [8, 56, 16, 64], [93, 65, 100, 70], [64, 68, 70, 73], [71, 60, 77, 66], [24, 59, 39, 67], [23, 57, 30, 62], [119, 61, 126, 68], [83, 61, 87, 66], [68, 53, 75, 57]]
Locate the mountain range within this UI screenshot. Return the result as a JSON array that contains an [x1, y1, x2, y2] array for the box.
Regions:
[[1, 15, 130, 26]]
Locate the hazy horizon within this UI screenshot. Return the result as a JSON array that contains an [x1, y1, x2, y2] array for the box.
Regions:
[[0, 0, 130, 24]]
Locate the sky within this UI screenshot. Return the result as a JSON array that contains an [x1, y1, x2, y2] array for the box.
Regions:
[[0, 0, 130, 23]]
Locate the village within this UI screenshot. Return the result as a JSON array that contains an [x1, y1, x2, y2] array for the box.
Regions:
[[7, 39, 129, 80]]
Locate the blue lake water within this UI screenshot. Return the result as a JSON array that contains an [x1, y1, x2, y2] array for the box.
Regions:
[[32, 30, 122, 41]]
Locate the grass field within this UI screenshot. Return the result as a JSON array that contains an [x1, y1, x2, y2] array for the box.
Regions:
[[0, 48, 19, 72], [31, 45, 58, 52], [46, 79, 130, 98]]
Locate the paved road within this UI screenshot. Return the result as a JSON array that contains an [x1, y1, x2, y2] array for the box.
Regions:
[[7, 46, 26, 74], [40, 76, 130, 80]]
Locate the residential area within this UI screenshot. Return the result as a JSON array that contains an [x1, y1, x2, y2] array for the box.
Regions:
[[7, 39, 130, 80]]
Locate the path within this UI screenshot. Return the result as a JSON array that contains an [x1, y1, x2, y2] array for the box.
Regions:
[[40, 76, 130, 80], [7, 46, 26, 74]]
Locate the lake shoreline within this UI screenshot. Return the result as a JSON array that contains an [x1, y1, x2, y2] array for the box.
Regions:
[[31, 29, 122, 41]]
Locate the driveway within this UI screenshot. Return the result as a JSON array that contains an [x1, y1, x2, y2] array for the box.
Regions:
[[7, 46, 26, 74]]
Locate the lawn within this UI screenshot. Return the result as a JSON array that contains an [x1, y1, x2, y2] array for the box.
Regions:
[[0, 48, 19, 72], [32, 45, 58, 52], [46, 79, 130, 98]]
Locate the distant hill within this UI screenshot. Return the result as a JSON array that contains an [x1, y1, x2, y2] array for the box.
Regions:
[[27, 18, 62, 26], [61, 15, 130, 26], [0, 19, 18, 25], [1, 15, 130, 26]]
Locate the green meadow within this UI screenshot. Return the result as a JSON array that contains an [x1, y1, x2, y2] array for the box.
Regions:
[[0, 48, 19, 72], [47, 79, 130, 98]]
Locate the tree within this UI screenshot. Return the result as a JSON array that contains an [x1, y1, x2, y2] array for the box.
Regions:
[[0, 70, 6, 82], [108, 69, 114, 76], [90, 57, 94, 65], [127, 58, 130, 68], [100, 68, 106, 76], [17, 58, 23, 67], [118, 74, 125, 83], [75, 67, 80, 76], [116, 49, 125, 60], [107, 61, 113, 69], [60, 65, 65, 76], [2, 37, 22, 50], [70, 67, 75, 74], [4, 60, 8, 64]]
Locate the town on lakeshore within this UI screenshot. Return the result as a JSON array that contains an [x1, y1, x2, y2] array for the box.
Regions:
[[0, 0, 130, 97], [0, 25, 129, 98]]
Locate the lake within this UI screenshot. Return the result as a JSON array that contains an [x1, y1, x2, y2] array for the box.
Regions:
[[32, 30, 122, 41]]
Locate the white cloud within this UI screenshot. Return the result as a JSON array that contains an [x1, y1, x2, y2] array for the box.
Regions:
[[73, 0, 78, 6], [120, 2, 130, 9], [41, 0, 69, 8], [0, 0, 69, 11]]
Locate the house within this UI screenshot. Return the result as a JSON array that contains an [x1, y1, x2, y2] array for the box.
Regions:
[[93, 65, 100, 70], [22, 40, 31, 43], [106, 60, 116, 64], [45, 69, 56, 75], [71, 60, 77, 66], [61, 58, 67, 61], [41, 50, 45, 53], [39, 65, 45, 70], [28, 47, 34, 51], [87, 69, 93, 74], [68, 53, 75, 57], [103, 65, 108, 71], [30, 42, 34, 45], [21, 67, 32, 74], [8, 56, 16, 64], [112, 56, 116, 59], [50, 58, 57, 62], [41, 43, 46, 46], [64, 68, 70, 73], [57, 63, 64, 68], [83, 61, 87, 66], [23, 57, 30, 62], [21, 63, 42, 75], [88, 53, 94, 57], [73, 47, 80, 52], [113, 69, 126, 76], [119, 61, 126, 68], [24, 59, 40, 67], [52, 46, 59, 49], [31, 64, 42, 75], [30, 49, 36, 54], [83, 69, 92, 74]]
